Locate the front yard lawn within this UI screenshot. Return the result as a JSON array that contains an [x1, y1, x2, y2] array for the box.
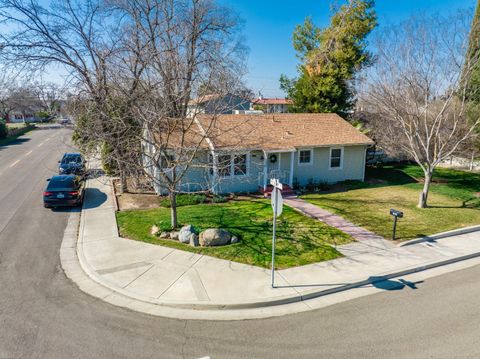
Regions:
[[302, 165, 480, 241], [116, 199, 353, 269]]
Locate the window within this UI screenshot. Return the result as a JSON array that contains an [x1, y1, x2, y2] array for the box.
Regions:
[[233, 154, 247, 176], [160, 153, 175, 169], [218, 154, 231, 177], [209, 153, 249, 177], [298, 149, 312, 164], [330, 148, 343, 169]]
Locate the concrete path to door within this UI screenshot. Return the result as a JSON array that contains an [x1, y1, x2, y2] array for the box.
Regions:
[[283, 197, 395, 256]]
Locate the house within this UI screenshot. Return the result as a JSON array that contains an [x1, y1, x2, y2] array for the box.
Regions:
[[6, 110, 43, 123], [187, 94, 251, 117], [251, 97, 293, 113], [146, 113, 373, 195]]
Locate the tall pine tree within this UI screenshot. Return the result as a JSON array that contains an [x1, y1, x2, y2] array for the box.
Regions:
[[280, 0, 377, 115], [466, 0, 480, 117], [464, 0, 480, 158]]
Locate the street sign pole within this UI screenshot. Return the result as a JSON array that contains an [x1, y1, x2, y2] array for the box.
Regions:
[[271, 186, 278, 288], [270, 178, 283, 288]]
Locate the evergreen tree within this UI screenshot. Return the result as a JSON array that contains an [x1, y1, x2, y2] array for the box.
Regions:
[[466, 0, 480, 117], [280, 0, 377, 115]]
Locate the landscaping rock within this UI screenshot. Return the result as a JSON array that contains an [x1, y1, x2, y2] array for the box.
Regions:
[[150, 225, 160, 236], [179, 224, 196, 244], [199, 228, 231, 247], [159, 232, 169, 239], [230, 236, 239, 244], [170, 231, 180, 240], [189, 233, 199, 247]]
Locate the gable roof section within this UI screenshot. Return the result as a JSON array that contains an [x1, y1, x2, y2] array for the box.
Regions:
[[251, 98, 293, 106], [196, 113, 373, 151]]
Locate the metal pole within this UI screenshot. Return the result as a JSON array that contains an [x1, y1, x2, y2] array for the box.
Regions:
[[392, 216, 397, 241], [271, 187, 278, 288]]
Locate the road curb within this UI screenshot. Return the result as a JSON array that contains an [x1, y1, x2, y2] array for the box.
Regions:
[[60, 191, 480, 320], [398, 225, 480, 247]]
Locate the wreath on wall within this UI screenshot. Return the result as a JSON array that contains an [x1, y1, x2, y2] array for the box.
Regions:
[[269, 154, 277, 163]]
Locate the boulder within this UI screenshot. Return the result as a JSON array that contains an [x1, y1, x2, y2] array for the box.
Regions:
[[199, 228, 231, 247], [230, 236, 239, 244], [150, 225, 160, 236], [170, 231, 180, 240], [189, 233, 199, 247], [179, 224, 196, 244], [159, 232, 169, 239]]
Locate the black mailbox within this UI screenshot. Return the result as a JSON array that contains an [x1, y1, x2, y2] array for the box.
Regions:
[[390, 209, 403, 240], [390, 209, 404, 218]]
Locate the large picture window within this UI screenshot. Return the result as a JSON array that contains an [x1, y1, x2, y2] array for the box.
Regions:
[[233, 154, 247, 175], [330, 148, 343, 169], [210, 153, 249, 177], [218, 154, 232, 177]]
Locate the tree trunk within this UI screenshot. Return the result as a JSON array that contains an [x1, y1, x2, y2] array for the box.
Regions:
[[169, 191, 178, 229], [418, 170, 433, 208], [469, 152, 475, 171]]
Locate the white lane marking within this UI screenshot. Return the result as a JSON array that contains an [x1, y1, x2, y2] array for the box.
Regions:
[[9, 159, 20, 168], [25, 150, 33, 157]]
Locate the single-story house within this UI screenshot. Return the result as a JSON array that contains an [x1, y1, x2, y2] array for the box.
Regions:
[[6, 110, 43, 123], [145, 113, 373, 195]]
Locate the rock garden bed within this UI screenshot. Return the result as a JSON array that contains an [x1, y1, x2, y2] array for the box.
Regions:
[[116, 199, 353, 269]]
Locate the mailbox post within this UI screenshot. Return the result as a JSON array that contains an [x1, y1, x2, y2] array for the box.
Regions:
[[390, 209, 404, 241]]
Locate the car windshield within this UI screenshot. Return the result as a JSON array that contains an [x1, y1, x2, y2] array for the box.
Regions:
[[47, 176, 76, 190], [62, 155, 82, 164]]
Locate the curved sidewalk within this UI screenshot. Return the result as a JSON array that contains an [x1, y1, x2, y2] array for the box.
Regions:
[[60, 175, 480, 320]]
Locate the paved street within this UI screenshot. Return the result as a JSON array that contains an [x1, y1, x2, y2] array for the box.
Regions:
[[2, 129, 480, 358]]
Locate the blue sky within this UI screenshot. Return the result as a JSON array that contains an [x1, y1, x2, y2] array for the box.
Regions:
[[225, 0, 477, 97]]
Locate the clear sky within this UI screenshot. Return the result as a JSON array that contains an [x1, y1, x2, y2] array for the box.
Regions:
[[224, 0, 477, 97]]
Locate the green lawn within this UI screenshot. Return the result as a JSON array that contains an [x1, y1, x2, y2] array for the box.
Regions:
[[0, 124, 34, 146], [116, 199, 352, 269], [302, 165, 480, 241], [6, 123, 26, 129]]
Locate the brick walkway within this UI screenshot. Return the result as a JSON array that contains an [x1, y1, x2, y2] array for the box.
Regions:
[[284, 197, 394, 253]]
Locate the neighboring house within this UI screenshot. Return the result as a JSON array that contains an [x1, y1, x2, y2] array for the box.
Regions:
[[187, 94, 251, 117], [145, 113, 373, 195], [6, 110, 43, 123], [251, 97, 293, 113]]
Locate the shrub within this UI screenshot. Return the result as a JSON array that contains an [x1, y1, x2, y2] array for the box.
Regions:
[[0, 120, 7, 140], [212, 194, 227, 203]]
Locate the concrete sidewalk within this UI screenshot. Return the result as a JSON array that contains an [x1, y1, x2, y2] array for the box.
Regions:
[[61, 174, 480, 320]]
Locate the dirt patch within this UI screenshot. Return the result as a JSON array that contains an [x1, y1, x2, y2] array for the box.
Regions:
[[113, 179, 159, 210], [117, 192, 160, 211]]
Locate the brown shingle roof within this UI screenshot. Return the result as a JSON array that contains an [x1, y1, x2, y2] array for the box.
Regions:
[[197, 113, 373, 151], [251, 98, 293, 105]]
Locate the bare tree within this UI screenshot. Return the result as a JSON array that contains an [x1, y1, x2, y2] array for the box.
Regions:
[[0, 0, 134, 189], [110, 0, 248, 228], [361, 12, 480, 208]]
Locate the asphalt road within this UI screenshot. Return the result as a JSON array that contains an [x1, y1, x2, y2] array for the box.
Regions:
[[1, 128, 480, 359]]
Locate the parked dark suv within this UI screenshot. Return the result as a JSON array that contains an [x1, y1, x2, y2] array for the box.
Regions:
[[43, 175, 85, 208], [58, 153, 86, 175]]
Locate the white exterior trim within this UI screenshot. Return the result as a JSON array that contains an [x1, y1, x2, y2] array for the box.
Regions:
[[329, 146, 344, 170], [362, 146, 367, 181], [289, 151, 295, 186]]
